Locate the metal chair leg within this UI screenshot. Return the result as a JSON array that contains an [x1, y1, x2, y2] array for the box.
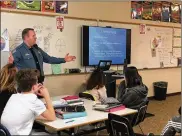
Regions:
[[138, 124, 144, 135]]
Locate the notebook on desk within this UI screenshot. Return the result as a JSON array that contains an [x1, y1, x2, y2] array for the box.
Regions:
[[93, 103, 124, 112]]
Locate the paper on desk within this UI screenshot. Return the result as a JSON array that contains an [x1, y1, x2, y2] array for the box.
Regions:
[[51, 64, 61, 74], [52, 99, 67, 106], [63, 117, 87, 124]]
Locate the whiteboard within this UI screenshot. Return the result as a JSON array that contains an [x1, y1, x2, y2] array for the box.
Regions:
[[1, 12, 178, 74]]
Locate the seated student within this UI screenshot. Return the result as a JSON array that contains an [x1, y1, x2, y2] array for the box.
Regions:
[[148, 107, 181, 136], [0, 64, 17, 118], [118, 66, 142, 100], [161, 106, 181, 136], [117, 66, 148, 109], [85, 69, 107, 102], [1, 69, 56, 135]]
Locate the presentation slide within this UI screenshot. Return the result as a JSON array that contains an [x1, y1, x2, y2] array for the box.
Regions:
[[89, 27, 127, 65]]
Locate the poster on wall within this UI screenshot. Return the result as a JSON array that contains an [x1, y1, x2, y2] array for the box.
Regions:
[[0, 1, 16, 9], [142, 1, 153, 20], [162, 1, 171, 22], [131, 1, 142, 19], [151, 36, 162, 49], [1, 29, 9, 52], [180, 5, 181, 23], [139, 24, 146, 34], [41, 1, 55, 12], [171, 3, 180, 23], [17, 1, 41, 11], [56, 1, 68, 14], [152, 2, 162, 21], [56, 16, 64, 31]]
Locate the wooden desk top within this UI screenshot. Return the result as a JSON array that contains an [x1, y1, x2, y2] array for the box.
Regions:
[[36, 96, 137, 131]]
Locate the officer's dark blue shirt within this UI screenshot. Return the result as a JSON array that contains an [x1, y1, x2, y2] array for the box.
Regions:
[[12, 42, 65, 80]]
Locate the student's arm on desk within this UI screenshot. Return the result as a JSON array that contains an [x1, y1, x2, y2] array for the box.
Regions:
[[36, 115, 47, 121], [36, 87, 56, 121]]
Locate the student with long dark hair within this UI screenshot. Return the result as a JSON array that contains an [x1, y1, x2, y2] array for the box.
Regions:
[[118, 66, 148, 109], [0, 64, 17, 118], [86, 69, 107, 102]]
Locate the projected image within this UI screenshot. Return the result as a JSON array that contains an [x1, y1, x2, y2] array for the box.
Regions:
[[107, 62, 111, 66], [89, 27, 127, 65], [100, 62, 106, 67]]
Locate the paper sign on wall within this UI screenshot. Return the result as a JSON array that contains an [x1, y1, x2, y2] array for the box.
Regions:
[[139, 24, 146, 34], [56, 16, 64, 31], [1, 29, 9, 52]]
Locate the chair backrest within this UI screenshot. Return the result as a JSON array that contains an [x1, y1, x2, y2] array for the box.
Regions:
[[0, 124, 11, 136], [132, 99, 149, 126], [108, 113, 135, 136], [79, 92, 95, 101]]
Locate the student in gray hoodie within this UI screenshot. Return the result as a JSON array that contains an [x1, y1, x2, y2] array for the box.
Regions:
[[118, 66, 148, 109]]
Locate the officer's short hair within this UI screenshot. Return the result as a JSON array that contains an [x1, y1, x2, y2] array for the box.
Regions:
[[15, 69, 39, 92], [22, 28, 34, 40]]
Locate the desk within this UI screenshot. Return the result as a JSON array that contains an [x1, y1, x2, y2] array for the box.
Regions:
[[36, 96, 137, 135]]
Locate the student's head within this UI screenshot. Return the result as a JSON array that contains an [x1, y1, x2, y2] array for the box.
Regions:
[[124, 66, 142, 88], [15, 69, 39, 93], [86, 69, 105, 90], [0, 64, 17, 92], [22, 28, 37, 47]]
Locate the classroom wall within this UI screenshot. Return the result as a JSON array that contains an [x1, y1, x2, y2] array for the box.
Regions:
[[45, 68, 181, 97], [44, 2, 181, 97], [66, 2, 181, 27], [139, 68, 181, 96]]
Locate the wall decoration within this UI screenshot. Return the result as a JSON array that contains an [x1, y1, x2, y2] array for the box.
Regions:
[[42, 1, 55, 12], [162, 1, 171, 22], [56, 1, 68, 14], [152, 2, 162, 21], [139, 24, 146, 34], [131, 1, 142, 19], [142, 1, 153, 20], [1, 29, 9, 52], [17, 1, 41, 11], [1, 1, 16, 9], [171, 3, 180, 23]]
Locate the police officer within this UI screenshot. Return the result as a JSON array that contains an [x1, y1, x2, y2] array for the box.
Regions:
[[11, 28, 76, 83]]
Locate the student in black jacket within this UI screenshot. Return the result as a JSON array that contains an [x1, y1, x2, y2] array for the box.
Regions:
[[118, 66, 148, 109], [0, 64, 17, 118]]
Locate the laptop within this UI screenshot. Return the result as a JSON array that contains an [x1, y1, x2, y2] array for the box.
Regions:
[[97, 60, 112, 72]]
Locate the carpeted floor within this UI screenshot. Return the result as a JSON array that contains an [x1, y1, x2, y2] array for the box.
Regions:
[[89, 94, 181, 136], [133, 94, 181, 135]]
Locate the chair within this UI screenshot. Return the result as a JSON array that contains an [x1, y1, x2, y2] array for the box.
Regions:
[[108, 113, 135, 136], [0, 124, 11, 136], [131, 99, 149, 135], [79, 92, 104, 136]]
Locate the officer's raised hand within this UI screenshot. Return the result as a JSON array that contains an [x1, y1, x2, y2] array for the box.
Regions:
[[64, 53, 76, 62]]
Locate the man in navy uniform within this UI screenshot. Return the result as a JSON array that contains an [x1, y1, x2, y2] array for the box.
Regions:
[[11, 28, 76, 83]]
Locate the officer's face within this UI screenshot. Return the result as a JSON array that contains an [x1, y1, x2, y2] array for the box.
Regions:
[[27, 30, 37, 46]]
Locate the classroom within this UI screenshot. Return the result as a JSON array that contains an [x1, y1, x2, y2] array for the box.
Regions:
[[0, 1, 181, 136]]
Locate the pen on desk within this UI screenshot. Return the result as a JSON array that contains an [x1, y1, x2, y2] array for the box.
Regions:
[[65, 120, 74, 123]]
